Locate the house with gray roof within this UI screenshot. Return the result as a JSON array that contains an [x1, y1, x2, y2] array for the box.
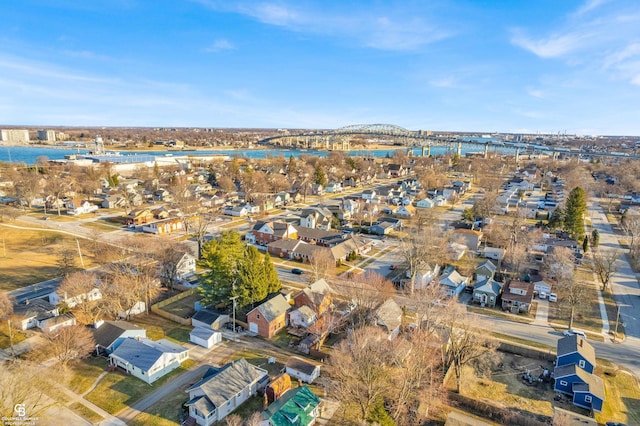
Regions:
[[108, 337, 189, 384], [474, 260, 497, 282], [92, 320, 146, 354], [472, 278, 503, 308], [372, 298, 403, 340], [246, 294, 290, 338], [185, 358, 268, 425], [438, 266, 468, 297]]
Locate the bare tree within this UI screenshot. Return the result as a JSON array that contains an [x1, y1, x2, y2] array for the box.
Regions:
[[591, 249, 619, 292], [0, 291, 12, 320], [333, 272, 395, 321], [329, 326, 392, 423], [443, 304, 497, 394], [42, 325, 96, 369], [244, 412, 262, 426], [224, 414, 242, 426], [308, 248, 335, 282], [155, 240, 190, 290], [0, 362, 56, 419], [558, 277, 588, 330], [56, 246, 78, 277], [58, 271, 103, 324]]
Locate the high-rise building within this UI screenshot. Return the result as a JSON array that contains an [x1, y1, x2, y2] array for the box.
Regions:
[[37, 130, 57, 142], [0, 129, 30, 143]]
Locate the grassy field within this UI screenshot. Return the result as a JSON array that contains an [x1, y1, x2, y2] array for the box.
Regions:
[[595, 359, 640, 425], [69, 402, 104, 424], [161, 293, 201, 319], [128, 382, 190, 426], [467, 305, 534, 324], [131, 313, 192, 343], [0, 322, 28, 349], [85, 359, 197, 415], [66, 356, 108, 394], [0, 222, 99, 290]]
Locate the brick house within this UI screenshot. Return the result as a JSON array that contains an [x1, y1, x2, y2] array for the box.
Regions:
[[246, 294, 290, 338]]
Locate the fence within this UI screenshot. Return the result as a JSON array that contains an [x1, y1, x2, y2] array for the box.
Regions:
[[151, 288, 197, 325], [497, 340, 556, 362]]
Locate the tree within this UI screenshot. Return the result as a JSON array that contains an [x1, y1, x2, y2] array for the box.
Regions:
[[461, 208, 475, 224], [198, 231, 280, 308], [548, 206, 565, 230], [564, 187, 587, 240], [0, 362, 56, 419], [13, 169, 42, 208], [42, 325, 95, 368], [591, 228, 600, 248], [558, 277, 587, 330], [308, 248, 335, 282], [443, 304, 497, 394], [592, 249, 619, 292], [58, 271, 103, 324], [367, 398, 396, 426], [582, 235, 589, 253], [329, 326, 392, 422], [0, 291, 12, 320], [314, 165, 327, 186], [155, 241, 190, 290], [56, 246, 78, 277]]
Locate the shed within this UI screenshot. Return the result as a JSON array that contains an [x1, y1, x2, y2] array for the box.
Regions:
[[285, 356, 321, 384], [190, 327, 222, 349]]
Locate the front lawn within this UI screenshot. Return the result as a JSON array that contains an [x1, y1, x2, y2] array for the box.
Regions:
[[131, 313, 192, 343], [595, 359, 640, 425], [0, 323, 27, 349], [85, 360, 196, 415], [67, 356, 108, 394]]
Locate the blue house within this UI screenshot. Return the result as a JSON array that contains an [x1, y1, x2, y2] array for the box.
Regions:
[[553, 335, 605, 413], [556, 334, 595, 374]]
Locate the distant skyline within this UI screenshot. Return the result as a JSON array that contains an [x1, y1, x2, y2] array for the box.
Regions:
[[1, 0, 640, 135]]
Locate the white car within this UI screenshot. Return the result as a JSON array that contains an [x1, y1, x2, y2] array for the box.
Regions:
[[548, 293, 558, 302], [563, 329, 587, 340]]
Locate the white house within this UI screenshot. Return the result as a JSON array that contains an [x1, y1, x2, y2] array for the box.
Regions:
[[416, 198, 435, 209], [289, 305, 317, 329], [67, 200, 99, 215], [405, 263, 441, 290], [185, 358, 268, 425], [118, 301, 146, 319], [38, 312, 76, 333], [285, 357, 321, 384], [439, 266, 468, 296], [109, 337, 189, 384], [533, 280, 552, 295], [221, 205, 248, 217], [190, 328, 222, 349], [49, 287, 102, 308]]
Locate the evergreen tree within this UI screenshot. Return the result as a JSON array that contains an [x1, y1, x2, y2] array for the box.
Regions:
[[564, 187, 587, 240], [263, 253, 281, 294], [314, 165, 327, 186], [591, 229, 600, 248], [238, 246, 267, 307], [198, 231, 244, 307], [583, 235, 589, 253], [367, 399, 396, 426], [548, 206, 565, 229]]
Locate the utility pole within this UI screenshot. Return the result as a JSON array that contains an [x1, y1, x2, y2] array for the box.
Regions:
[[230, 296, 238, 333], [614, 304, 621, 341]]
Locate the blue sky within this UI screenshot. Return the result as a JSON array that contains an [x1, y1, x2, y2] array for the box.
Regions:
[[1, 0, 639, 135]]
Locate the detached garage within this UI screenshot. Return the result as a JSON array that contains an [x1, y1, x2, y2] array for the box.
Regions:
[[285, 356, 321, 384], [189, 327, 222, 349]]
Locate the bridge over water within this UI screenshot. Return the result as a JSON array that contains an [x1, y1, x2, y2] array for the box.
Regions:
[[259, 124, 639, 161]]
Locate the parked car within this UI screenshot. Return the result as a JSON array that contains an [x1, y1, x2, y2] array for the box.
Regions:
[[291, 268, 303, 275], [548, 293, 558, 302], [563, 329, 587, 340]]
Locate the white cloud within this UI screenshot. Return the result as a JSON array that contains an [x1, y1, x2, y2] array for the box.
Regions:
[[204, 39, 235, 52], [429, 76, 458, 89], [574, 0, 609, 16], [510, 30, 595, 58], [527, 89, 544, 99], [194, 1, 450, 51]]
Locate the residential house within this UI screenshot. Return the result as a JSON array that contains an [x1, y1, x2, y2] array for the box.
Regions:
[[38, 312, 76, 333], [126, 208, 154, 226], [478, 247, 506, 261], [438, 266, 468, 297], [395, 205, 416, 218], [190, 328, 222, 349], [372, 298, 403, 340], [310, 184, 325, 196], [92, 320, 146, 354], [361, 189, 377, 201], [108, 337, 189, 384], [267, 239, 318, 262], [246, 294, 290, 338], [501, 280, 534, 313], [191, 309, 229, 330], [556, 334, 596, 374], [289, 305, 317, 329], [404, 263, 440, 290], [260, 386, 321, 426], [295, 227, 343, 247], [474, 260, 497, 282], [533, 280, 552, 296], [185, 359, 268, 425], [249, 221, 298, 246], [388, 164, 406, 177], [285, 357, 321, 384], [117, 301, 146, 319], [472, 278, 503, 308], [442, 187, 459, 201], [343, 176, 360, 187], [369, 221, 395, 235], [49, 286, 102, 308], [101, 195, 126, 209], [452, 229, 483, 251], [415, 198, 435, 209], [221, 205, 248, 217], [66, 200, 98, 215], [142, 218, 184, 235], [274, 191, 291, 207], [265, 373, 292, 403], [554, 362, 605, 412], [324, 181, 342, 193], [160, 252, 197, 282], [299, 207, 333, 230], [292, 279, 333, 317], [12, 300, 59, 330]]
